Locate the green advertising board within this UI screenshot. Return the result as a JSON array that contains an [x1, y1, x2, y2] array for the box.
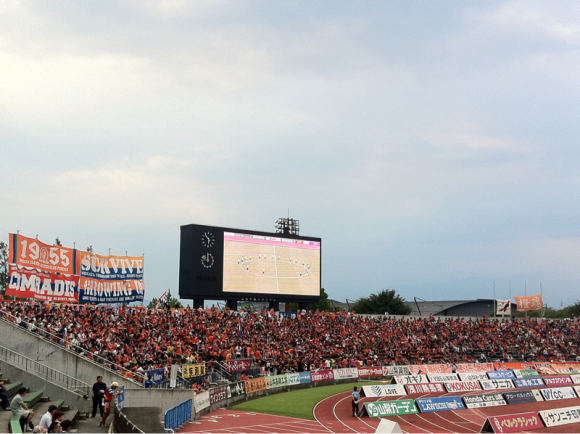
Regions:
[[364, 400, 418, 417], [517, 369, 540, 378], [266, 374, 288, 389]]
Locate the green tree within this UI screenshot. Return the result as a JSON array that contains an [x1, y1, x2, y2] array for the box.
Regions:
[[289, 288, 336, 312], [0, 241, 8, 295], [148, 289, 183, 308], [352, 289, 411, 315]]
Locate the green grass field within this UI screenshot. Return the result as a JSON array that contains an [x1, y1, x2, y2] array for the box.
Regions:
[[230, 382, 367, 420]]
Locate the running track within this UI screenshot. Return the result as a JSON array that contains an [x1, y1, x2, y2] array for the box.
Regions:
[[182, 388, 580, 433]]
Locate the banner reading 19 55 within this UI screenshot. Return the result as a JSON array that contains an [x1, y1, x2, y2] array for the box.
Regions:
[[9, 233, 76, 275]]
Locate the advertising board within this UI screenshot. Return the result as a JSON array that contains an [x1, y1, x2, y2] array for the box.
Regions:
[[393, 375, 429, 385], [503, 390, 544, 405], [244, 377, 267, 394], [382, 365, 410, 376], [540, 387, 577, 401], [364, 400, 418, 417], [361, 385, 406, 398], [146, 368, 164, 384], [514, 377, 545, 388], [298, 372, 311, 384], [311, 370, 334, 383], [405, 383, 445, 394], [287, 373, 300, 385], [416, 396, 465, 413], [458, 372, 488, 381], [428, 373, 458, 383], [194, 391, 210, 411], [266, 374, 289, 389], [334, 368, 358, 380], [226, 381, 246, 399], [209, 386, 227, 405], [480, 379, 515, 390], [488, 371, 515, 379], [539, 406, 580, 428], [462, 393, 506, 409], [358, 367, 384, 378], [543, 376, 573, 386], [513, 369, 540, 378], [444, 381, 482, 392], [484, 412, 544, 433]]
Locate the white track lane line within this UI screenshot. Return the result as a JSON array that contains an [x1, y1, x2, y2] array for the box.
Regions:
[[313, 395, 338, 433], [332, 395, 366, 433]]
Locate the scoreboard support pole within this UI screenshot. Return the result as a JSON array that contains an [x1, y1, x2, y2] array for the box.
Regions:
[[227, 300, 238, 311], [193, 299, 204, 309]]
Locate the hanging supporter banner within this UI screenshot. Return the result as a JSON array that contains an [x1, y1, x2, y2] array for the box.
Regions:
[[514, 294, 543, 311], [287, 373, 300, 385], [79, 277, 145, 303], [533, 362, 558, 375], [334, 368, 358, 380], [266, 374, 288, 389], [409, 364, 451, 374], [543, 376, 573, 387], [539, 405, 580, 428], [480, 379, 514, 390], [78, 251, 144, 280], [226, 359, 252, 373], [194, 391, 210, 411], [444, 381, 481, 392], [416, 396, 465, 413], [358, 367, 384, 378], [298, 372, 311, 384], [483, 412, 544, 433], [496, 299, 511, 316], [455, 363, 494, 373], [382, 365, 410, 376], [513, 369, 540, 378], [458, 372, 488, 381], [311, 370, 334, 382], [462, 393, 506, 409], [244, 377, 267, 393], [540, 387, 577, 401], [393, 375, 429, 384], [552, 362, 580, 374], [405, 383, 445, 394], [6, 264, 79, 303], [170, 365, 178, 388], [504, 390, 544, 405], [226, 381, 246, 399], [514, 377, 545, 388], [9, 233, 77, 275], [117, 388, 125, 412], [428, 373, 458, 383], [209, 386, 227, 405], [182, 363, 206, 378], [146, 368, 164, 384], [495, 362, 534, 371], [363, 400, 418, 417], [488, 371, 515, 379], [360, 385, 406, 398]]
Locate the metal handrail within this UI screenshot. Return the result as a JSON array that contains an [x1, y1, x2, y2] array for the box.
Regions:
[[0, 308, 145, 386], [0, 344, 90, 397]]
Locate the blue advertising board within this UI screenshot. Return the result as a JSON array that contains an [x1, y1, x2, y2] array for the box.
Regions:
[[147, 368, 165, 384], [488, 371, 516, 379], [514, 377, 545, 388], [299, 371, 312, 384], [416, 396, 465, 413]]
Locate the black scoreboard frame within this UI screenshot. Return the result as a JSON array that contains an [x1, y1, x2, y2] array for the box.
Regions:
[[179, 223, 322, 303]]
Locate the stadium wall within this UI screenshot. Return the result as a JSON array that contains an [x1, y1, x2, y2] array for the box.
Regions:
[[0, 362, 91, 413], [0, 319, 139, 390], [124, 388, 196, 415]]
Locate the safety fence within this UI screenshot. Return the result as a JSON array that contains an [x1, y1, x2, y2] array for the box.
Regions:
[[165, 399, 192, 431]]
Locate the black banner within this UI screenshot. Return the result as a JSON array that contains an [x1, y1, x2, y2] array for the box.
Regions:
[[227, 381, 246, 399], [503, 390, 542, 405]]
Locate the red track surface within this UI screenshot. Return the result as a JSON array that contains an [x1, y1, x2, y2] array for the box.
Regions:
[[182, 389, 580, 433]]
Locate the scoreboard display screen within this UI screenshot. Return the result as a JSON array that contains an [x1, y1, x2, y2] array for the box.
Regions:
[[179, 224, 321, 302]]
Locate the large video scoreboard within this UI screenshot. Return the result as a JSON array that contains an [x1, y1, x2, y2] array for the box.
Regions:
[[179, 224, 321, 302]]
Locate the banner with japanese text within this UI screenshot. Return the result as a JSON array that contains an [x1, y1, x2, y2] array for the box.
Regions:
[[226, 359, 252, 373], [194, 391, 210, 411], [9, 233, 76, 275], [406, 383, 445, 394], [182, 363, 206, 378], [244, 377, 267, 393], [514, 294, 543, 311], [485, 413, 544, 433], [539, 406, 580, 428], [6, 264, 79, 303]]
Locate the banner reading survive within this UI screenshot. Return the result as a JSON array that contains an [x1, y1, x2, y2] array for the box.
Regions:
[[78, 252, 144, 280]]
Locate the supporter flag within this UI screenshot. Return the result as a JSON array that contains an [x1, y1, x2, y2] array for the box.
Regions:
[[514, 294, 543, 312], [238, 317, 242, 338], [496, 300, 511, 316], [155, 290, 168, 309]]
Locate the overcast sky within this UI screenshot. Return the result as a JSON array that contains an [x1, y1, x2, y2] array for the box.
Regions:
[[1, 1, 579, 308]]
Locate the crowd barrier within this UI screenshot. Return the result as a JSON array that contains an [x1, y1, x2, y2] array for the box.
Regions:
[[165, 399, 193, 431]]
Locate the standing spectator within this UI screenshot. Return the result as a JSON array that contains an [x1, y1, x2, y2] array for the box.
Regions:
[[144, 375, 153, 389], [0, 381, 10, 410], [10, 387, 35, 432], [100, 382, 122, 427], [39, 404, 57, 430], [91, 376, 107, 418]]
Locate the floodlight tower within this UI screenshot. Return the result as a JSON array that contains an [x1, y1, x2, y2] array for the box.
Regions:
[[275, 217, 299, 235]]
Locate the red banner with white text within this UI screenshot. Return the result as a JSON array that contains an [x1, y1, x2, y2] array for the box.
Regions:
[[6, 264, 79, 303]]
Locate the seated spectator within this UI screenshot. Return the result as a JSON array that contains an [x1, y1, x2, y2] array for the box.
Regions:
[[60, 420, 73, 432], [10, 387, 34, 432], [47, 420, 62, 433], [39, 405, 57, 430], [0, 381, 10, 410]]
